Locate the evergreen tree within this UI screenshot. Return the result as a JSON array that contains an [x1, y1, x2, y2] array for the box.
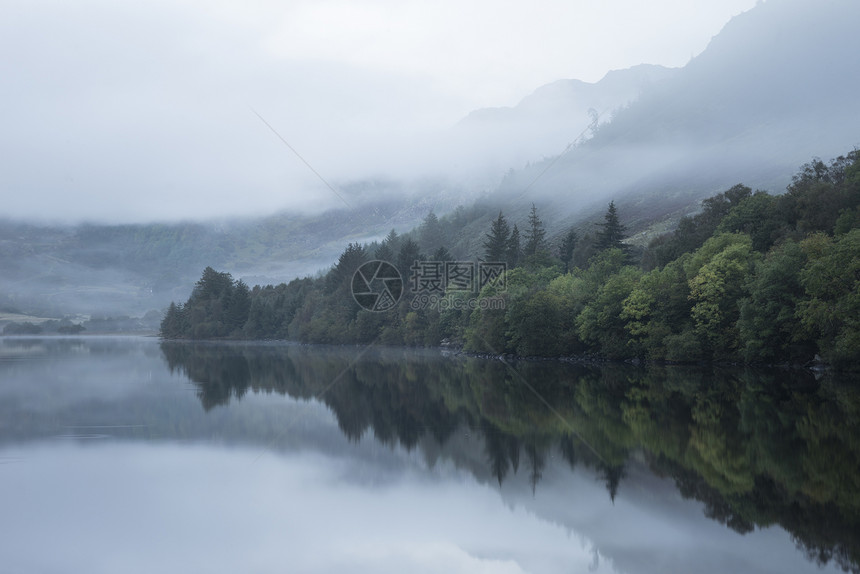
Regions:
[[192, 267, 234, 302], [483, 211, 510, 262], [383, 229, 400, 252], [559, 228, 578, 272], [507, 224, 521, 267], [397, 238, 423, 275], [419, 211, 444, 252], [225, 280, 251, 333], [328, 242, 367, 292], [160, 302, 186, 338], [595, 201, 627, 251], [375, 240, 394, 262], [431, 246, 453, 262], [523, 204, 548, 257]]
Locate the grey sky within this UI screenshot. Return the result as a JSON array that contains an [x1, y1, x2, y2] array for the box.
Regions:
[[0, 0, 758, 222]]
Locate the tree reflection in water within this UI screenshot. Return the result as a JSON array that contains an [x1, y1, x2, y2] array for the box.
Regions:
[[161, 342, 860, 573]]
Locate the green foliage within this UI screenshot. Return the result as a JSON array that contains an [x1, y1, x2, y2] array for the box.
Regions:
[[482, 211, 510, 263], [786, 153, 860, 234], [621, 257, 692, 360], [687, 234, 757, 359], [577, 265, 642, 359], [159, 149, 860, 369], [737, 241, 812, 362], [796, 230, 860, 368], [418, 211, 444, 253], [327, 243, 368, 293], [558, 228, 578, 272], [717, 191, 781, 251], [595, 201, 627, 252], [507, 224, 521, 267], [505, 280, 574, 357], [396, 238, 423, 277], [522, 203, 548, 258], [649, 184, 751, 266]]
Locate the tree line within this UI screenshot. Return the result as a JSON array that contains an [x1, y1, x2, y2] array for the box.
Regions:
[[161, 150, 860, 370]]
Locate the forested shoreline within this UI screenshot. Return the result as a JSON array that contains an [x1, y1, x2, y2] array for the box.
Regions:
[[161, 151, 860, 371]]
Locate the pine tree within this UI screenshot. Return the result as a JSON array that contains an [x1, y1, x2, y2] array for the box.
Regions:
[[226, 280, 251, 332], [160, 302, 186, 338], [328, 242, 367, 292], [419, 211, 444, 252], [483, 211, 510, 262], [523, 204, 548, 257], [431, 246, 453, 262], [397, 238, 422, 275], [384, 229, 400, 252], [507, 224, 521, 267], [559, 228, 578, 272], [375, 240, 394, 262], [595, 201, 627, 251]]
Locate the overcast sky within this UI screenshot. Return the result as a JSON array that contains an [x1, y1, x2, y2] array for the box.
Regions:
[[0, 0, 758, 223]]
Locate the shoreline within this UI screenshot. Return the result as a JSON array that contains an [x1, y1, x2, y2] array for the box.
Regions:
[[156, 335, 838, 374]]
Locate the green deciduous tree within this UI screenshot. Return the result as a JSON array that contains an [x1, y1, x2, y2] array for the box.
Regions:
[[737, 241, 812, 362], [686, 234, 757, 359], [621, 257, 692, 360], [577, 265, 642, 359], [796, 229, 860, 369]]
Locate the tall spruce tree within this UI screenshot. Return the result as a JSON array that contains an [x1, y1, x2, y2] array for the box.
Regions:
[[397, 238, 422, 275], [507, 224, 521, 267], [328, 242, 367, 292], [375, 240, 394, 262], [559, 228, 578, 272], [595, 201, 627, 251], [523, 204, 548, 257], [483, 211, 510, 262], [419, 211, 444, 252]]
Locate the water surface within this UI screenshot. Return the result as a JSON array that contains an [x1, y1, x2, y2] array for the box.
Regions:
[[1, 337, 856, 573]]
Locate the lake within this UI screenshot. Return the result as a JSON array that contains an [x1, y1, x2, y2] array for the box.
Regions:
[[0, 336, 857, 573]]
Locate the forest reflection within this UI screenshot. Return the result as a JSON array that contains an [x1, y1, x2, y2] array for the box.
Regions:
[[160, 342, 860, 573]]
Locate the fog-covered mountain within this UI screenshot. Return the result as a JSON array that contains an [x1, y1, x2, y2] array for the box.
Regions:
[[0, 181, 464, 319], [494, 0, 860, 229], [453, 64, 678, 177], [3, 0, 858, 323]]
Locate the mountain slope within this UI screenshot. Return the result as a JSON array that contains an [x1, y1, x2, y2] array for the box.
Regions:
[[493, 0, 860, 226], [0, 183, 462, 318], [452, 64, 677, 176]]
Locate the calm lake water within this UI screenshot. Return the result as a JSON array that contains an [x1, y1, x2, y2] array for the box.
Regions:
[[1, 336, 857, 574]]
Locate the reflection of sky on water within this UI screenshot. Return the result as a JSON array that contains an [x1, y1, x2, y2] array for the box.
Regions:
[[0, 337, 843, 573], [3, 443, 611, 574], [3, 441, 836, 574]]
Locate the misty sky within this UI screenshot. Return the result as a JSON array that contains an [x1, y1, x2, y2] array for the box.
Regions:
[[1, 0, 758, 223]]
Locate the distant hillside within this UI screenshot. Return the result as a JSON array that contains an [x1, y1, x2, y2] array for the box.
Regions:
[[0, 181, 466, 318], [452, 64, 677, 177], [492, 0, 860, 227], [5, 0, 858, 321]]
